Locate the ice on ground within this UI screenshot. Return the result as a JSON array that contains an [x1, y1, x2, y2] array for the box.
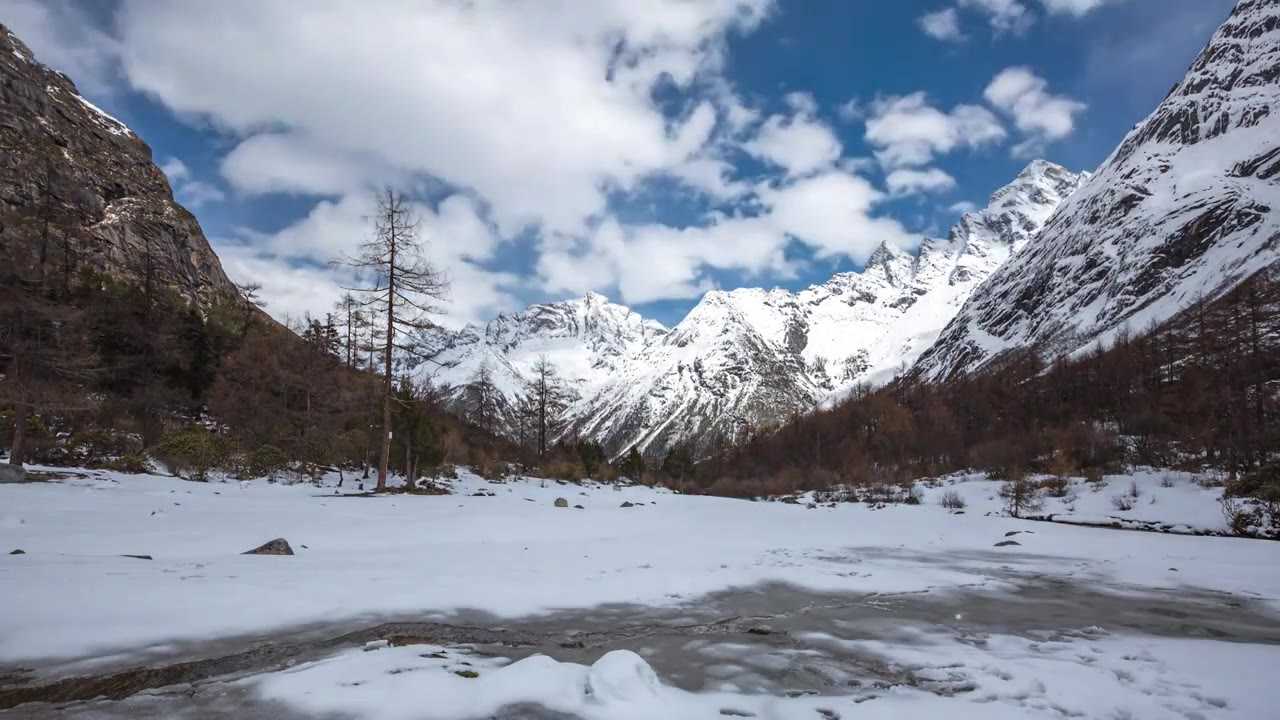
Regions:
[[254, 643, 1041, 720], [900, 467, 1236, 534], [2, 464, 1277, 666]]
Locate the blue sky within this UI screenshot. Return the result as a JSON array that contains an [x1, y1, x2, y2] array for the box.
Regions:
[[7, 0, 1234, 328]]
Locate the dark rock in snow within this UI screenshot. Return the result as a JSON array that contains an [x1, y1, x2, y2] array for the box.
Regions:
[[0, 464, 29, 484], [242, 538, 294, 556], [554, 498, 569, 508], [994, 540, 1021, 547], [573, 505, 584, 510], [120, 554, 152, 560], [1005, 531, 1022, 537], [621, 502, 635, 508], [9, 549, 24, 555]]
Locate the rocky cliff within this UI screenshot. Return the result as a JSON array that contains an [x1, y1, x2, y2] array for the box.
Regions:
[[0, 23, 235, 302]]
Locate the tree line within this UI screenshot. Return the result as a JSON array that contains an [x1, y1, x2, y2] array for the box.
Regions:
[[0, 185, 510, 486], [695, 269, 1280, 501]]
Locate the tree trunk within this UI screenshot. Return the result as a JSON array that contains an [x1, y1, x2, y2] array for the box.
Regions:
[[378, 391, 391, 491], [404, 441, 412, 489], [377, 237, 396, 492], [9, 402, 29, 467]]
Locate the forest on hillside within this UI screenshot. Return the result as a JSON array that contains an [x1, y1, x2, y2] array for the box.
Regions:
[[690, 269, 1280, 528]]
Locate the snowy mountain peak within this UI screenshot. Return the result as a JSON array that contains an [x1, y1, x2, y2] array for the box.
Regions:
[[429, 154, 1087, 456], [914, 0, 1280, 381]]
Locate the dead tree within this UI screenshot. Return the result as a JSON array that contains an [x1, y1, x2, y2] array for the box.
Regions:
[[338, 187, 449, 491]]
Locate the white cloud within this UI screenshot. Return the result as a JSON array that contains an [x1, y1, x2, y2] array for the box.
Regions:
[[115, 0, 772, 237], [160, 157, 189, 182], [984, 67, 1086, 156], [537, 170, 914, 304], [160, 156, 225, 209], [213, 243, 352, 325], [1037, 0, 1114, 16], [836, 98, 865, 123], [885, 168, 957, 195], [220, 133, 403, 197], [743, 105, 842, 177], [959, 0, 1033, 35], [865, 92, 1006, 168], [918, 8, 967, 42], [759, 171, 916, 258], [948, 200, 979, 214], [1, 0, 120, 97], [225, 192, 521, 329]]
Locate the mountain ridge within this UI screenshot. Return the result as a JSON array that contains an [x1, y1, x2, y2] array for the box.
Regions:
[[913, 0, 1280, 381], [431, 159, 1088, 455], [0, 23, 238, 306]]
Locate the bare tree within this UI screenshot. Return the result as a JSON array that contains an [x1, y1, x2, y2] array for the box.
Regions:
[[339, 187, 449, 491], [466, 359, 501, 434], [526, 354, 569, 461], [234, 282, 266, 337], [334, 292, 358, 368]]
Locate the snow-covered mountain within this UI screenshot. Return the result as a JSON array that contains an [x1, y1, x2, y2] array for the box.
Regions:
[[432, 160, 1086, 456], [914, 0, 1280, 381]]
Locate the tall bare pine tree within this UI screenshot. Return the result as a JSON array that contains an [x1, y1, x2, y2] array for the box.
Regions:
[[340, 188, 449, 491]]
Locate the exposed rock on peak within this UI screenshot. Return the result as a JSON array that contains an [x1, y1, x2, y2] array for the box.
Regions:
[[0, 23, 236, 304], [914, 0, 1280, 381], [432, 161, 1086, 456]]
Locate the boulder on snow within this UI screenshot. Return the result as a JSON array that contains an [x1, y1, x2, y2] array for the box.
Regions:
[[120, 554, 153, 560], [621, 502, 635, 508], [1004, 531, 1022, 537], [574, 504, 584, 510], [242, 538, 294, 556], [994, 540, 1021, 547], [9, 549, 24, 555], [554, 497, 569, 508], [0, 464, 28, 484]]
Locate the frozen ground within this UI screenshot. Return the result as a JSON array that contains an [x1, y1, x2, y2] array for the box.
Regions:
[[877, 468, 1242, 535], [2, 466, 1278, 718]]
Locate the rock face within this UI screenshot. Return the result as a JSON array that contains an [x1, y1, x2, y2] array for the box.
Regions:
[[0, 24, 236, 303], [242, 538, 294, 556], [432, 162, 1084, 456], [914, 0, 1280, 380]]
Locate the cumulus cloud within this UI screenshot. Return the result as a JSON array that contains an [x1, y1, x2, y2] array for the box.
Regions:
[[959, 0, 1033, 35], [115, 0, 772, 237], [944, 0, 1117, 38], [984, 67, 1086, 156], [865, 93, 1006, 169], [160, 157, 225, 209], [223, 192, 522, 329], [918, 8, 966, 42], [220, 133, 404, 198], [1038, 0, 1115, 16], [2, 0, 120, 97], [885, 168, 957, 195], [10, 0, 945, 319], [948, 200, 979, 214], [537, 169, 914, 304], [743, 99, 843, 177]]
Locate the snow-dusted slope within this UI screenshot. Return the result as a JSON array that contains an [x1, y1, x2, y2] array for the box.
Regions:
[[915, 0, 1280, 380], [430, 292, 668, 417], [434, 162, 1084, 455]]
